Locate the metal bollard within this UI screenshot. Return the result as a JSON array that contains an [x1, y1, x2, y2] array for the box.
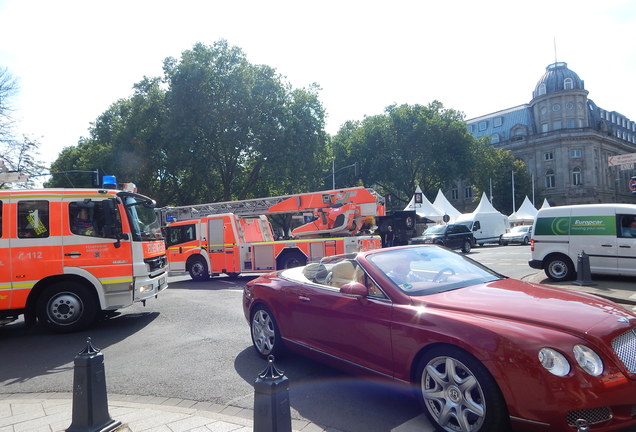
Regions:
[[253, 355, 292, 432], [67, 338, 121, 432], [573, 251, 596, 286]]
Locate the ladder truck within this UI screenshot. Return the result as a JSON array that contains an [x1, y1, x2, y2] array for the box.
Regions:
[[160, 187, 384, 280]]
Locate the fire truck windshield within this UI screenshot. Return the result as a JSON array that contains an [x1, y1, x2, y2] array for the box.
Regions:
[[121, 194, 164, 242]]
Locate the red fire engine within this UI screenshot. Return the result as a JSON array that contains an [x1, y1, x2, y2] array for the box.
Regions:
[[0, 182, 168, 332], [161, 187, 385, 280]]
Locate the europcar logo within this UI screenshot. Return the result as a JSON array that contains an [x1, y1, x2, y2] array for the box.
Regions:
[[535, 216, 615, 236]]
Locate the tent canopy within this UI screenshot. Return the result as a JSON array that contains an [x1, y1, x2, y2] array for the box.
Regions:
[[509, 196, 538, 224], [404, 185, 443, 222], [432, 189, 461, 222]]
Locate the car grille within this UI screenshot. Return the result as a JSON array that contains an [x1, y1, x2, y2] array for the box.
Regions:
[[145, 254, 168, 272], [612, 328, 636, 373], [566, 408, 612, 426]]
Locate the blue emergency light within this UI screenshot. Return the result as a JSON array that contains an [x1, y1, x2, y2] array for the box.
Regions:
[[102, 175, 117, 189]]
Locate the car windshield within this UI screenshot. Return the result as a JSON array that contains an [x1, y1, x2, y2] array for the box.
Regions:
[[511, 226, 529, 233], [423, 225, 446, 234], [367, 246, 502, 295]]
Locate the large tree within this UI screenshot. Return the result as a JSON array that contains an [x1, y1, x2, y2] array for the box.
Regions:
[[48, 41, 328, 206], [331, 102, 475, 210]]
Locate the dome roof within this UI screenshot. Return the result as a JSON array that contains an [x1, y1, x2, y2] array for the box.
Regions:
[[533, 62, 585, 98]]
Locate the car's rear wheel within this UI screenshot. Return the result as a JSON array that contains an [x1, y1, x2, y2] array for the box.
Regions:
[[522, 236, 529, 245], [544, 254, 575, 282], [416, 346, 510, 432], [250, 305, 283, 359]]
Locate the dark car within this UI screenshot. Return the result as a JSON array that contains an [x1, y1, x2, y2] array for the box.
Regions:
[[409, 223, 474, 253], [243, 246, 636, 432]]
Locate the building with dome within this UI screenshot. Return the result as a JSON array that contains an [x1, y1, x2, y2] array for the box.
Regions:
[[457, 61, 635, 209]]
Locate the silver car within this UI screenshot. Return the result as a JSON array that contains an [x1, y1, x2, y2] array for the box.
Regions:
[[501, 225, 532, 245]]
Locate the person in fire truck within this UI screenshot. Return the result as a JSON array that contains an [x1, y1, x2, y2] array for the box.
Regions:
[[72, 208, 96, 236]]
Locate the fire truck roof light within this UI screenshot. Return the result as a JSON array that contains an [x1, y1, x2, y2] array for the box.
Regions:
[[102, 175, 117, 189]]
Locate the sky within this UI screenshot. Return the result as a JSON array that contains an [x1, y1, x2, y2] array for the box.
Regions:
[[1, 0, 635, 169]]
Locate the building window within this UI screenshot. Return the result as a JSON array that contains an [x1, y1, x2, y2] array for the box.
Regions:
[[570, 149, 582, 158], [491, 134, 500, 144], [478, 121, 487, 131], [465, 186, 473, 199], [566, 119, 575, 128], [493, 117, 503, 127], [545, 170, 556, 189], [572, 167, 582, 186], [553, 121, 562, 130], [451, 188, 458, 200], [541, 123, 548, 133], [564, 78, 573, 90], [544, 152, 554, 161], [538, 83, 546, 95]]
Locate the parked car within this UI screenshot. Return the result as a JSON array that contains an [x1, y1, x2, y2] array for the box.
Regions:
[[501, 225, 532, 245], [243, 245, 636, 432], [408, 223, 474, 253]]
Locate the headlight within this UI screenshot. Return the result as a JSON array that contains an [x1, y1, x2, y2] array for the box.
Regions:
[[538, 348, 571, 376], [573, 345, 604, 376]]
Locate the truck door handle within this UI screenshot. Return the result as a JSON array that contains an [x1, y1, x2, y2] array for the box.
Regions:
[[64, 252, 81, 257], [298, 295, 310, 302], [619, 245, 631, 248], [601, 244, 613, 247]]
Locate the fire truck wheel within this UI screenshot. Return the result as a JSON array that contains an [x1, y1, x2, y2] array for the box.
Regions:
[[36, 282, 98, 333], [277, 251, 307, 269], [188, 256, 210, 281]]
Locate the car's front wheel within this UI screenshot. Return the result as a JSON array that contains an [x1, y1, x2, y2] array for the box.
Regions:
[[416, 346, 510, 432], [461, 239, 471, 253], [250, 305, 283, 359]]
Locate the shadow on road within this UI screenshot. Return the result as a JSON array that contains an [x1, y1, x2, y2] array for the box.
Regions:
[[233, 347, 421, 432]]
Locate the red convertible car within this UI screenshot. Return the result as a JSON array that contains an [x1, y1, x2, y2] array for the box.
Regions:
[[242, 245, 636, 432]]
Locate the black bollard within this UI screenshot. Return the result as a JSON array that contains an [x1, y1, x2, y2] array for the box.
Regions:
[[253, 355, 292, 432], [67, 338, 121, 432], [573, 250, 595, 286]]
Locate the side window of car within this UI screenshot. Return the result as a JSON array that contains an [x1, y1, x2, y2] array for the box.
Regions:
[[618, 214, 636, 238], [18, 200, 49, 238]]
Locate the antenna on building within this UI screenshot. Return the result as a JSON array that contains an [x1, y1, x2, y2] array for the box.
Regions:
[[553, 37, 558, 64]]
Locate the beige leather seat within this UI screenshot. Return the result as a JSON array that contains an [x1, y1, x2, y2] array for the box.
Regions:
[[327, 260, 356, 287]]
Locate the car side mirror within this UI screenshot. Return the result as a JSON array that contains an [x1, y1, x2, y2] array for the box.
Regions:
[[340, 282, 368, 297]]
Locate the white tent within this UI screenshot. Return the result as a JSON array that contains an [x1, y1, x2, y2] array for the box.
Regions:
[[404, 186, 443, 222], [508, 196, 538, 225], [541, 198, 551, 209], [432, 189, 462, 222]]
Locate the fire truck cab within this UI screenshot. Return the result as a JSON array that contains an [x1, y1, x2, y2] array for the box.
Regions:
[[0, 187, 168, 332]]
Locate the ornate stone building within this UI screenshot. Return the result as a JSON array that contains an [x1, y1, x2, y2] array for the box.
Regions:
[[456, 62, 636, 211]]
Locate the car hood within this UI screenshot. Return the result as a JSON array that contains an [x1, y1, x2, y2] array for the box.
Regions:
[[418, 278, 635, 336]]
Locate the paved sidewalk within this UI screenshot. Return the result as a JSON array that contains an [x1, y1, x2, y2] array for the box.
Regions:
[[2, 272, 634, 432], [0, 393, 330, 432]]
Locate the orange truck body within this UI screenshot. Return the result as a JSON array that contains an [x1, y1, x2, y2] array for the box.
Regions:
[[164, 213, 381, 280], [0, 188, 168, 331]]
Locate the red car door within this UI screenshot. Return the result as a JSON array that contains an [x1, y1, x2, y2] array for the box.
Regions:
[[285, 281, 395, 378]]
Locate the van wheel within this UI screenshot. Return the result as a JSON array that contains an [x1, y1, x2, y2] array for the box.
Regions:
[[544, 254, 575, 282], [461, 240, 471, 253], [37, 282, 97, 333]]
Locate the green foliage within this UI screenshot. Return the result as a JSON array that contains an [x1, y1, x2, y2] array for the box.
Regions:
[[331, 102, 474, 211], [47, 40, 328, 206]]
